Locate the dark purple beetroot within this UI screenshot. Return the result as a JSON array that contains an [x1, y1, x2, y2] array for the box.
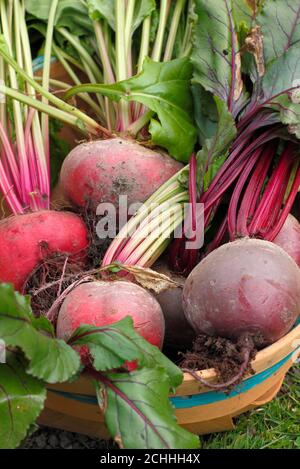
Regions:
[[183, 238, 300, 347], [154, 259, 195, 351]]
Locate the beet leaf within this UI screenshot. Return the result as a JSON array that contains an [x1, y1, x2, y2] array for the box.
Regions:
[[0, 284, 80, 383], [70, 317, 182, 387], [88, 0, 156, 33], [191, 0, 247, 116], [92, 367, 200, 449], [196, 96, 237, 191], [69, 318, 145, 372], [258, 0, 300, 65], [25, 0, 92, 35], [164, 0, 300, 274], [64, 57, 197, 162], [0, 352, 46, 449]]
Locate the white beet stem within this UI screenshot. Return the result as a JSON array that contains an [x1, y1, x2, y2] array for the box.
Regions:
[[151, 0, 171, 61], [163, 0, 186, 61], [0, 43, 108, 136], [41, 0, 58, 164], [51, 0, 189, 134], [115, 0, 130, 130], [0, 0, 55, 212], [102, 167, 189, 266]]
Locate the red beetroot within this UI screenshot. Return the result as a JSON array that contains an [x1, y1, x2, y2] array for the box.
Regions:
[[183, 239, 300, 347], [273, 214, 300, 268], [59, 138, 183, 210], [56, 281, 165, 353], [0, 210, 88, 291], [153, 259, 195, 351]]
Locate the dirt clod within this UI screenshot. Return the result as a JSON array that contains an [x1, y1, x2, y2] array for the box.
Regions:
[[82, 205, 112, 268], [180, 333, 257, 389]]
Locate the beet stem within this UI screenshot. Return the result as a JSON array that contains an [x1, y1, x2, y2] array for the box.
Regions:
[[236, 144, 275, 236], [227, 147, 262, 240], [265, 160, 300, 240], [248, 143, 294, 235]]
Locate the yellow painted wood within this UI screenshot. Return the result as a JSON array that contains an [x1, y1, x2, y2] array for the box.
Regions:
[[174, 361, 290, 426], [38, 408, 110, 440], [40, 371, 287, 437], [45, 390, 103, 423], [41, 355, 294, 437]]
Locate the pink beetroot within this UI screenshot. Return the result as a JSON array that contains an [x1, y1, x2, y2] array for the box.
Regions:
[[59, 138, 183, 211], [56, 280, 165, 351], [273, 214, 300, 267], [0, 210, 88, 291]]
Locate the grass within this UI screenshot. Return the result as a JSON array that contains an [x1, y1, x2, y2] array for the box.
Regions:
[[202, 365, 300, 449]]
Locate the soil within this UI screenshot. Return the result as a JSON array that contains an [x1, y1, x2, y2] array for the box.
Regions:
[[21, 427, 116, 450], [82, 205, 112, 268], [180, 333, 257, 389]]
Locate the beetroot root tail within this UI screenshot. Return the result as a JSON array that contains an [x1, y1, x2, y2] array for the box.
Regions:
[[181, 347, 252, 391]]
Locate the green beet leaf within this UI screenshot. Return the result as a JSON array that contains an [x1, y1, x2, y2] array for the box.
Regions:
[[88, 0, 155, 34], [25, 0, 92, 35], [261, 44, 300, 102], [192, 85, 219, 146], [29, 314, 55, 337], [70, 316, 182, 388], [64, 57, 197, 162], [95, 367, 200, 449], [69, 317, 144, 372], [196, 96, 237, 191], [0, 284, 80, 383], [232, 0, 258, 31], [266, 92, 300, 139], [191, 0, 246, 115], [0, 353, 46, 449], [87, 0, 115, 28], [258, 0, 300, 66], [254, 1, 300, 108]]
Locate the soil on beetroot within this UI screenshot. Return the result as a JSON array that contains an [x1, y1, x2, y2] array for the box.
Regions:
[[180, 334, 257, 390], [82, 206, 113, 268], [49, 199, 113, 268]]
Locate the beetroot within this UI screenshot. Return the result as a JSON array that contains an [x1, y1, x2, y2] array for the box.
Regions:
[[154, 259, 195, 351], [59, 138, 183, 211], [183, 239, 300, 347], [273, 214, 300, 268], [0, 211, 88, 291], [56, 280, 165, 351]]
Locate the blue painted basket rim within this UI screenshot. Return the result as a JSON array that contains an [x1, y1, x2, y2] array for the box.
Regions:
[[32, 56, 56, 73], [48, 347, 299, 410]]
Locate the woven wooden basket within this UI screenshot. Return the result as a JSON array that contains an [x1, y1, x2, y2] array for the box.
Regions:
[[39, 321, 300, 438]]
